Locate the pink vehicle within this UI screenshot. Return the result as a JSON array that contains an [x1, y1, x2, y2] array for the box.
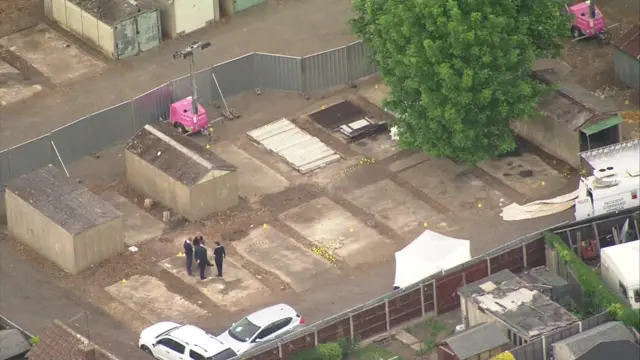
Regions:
[[169, 96, 209, 134], [567, 1, 607, 40]]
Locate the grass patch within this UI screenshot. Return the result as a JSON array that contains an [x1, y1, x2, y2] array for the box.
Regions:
[[406, 318, 452, 356], [354, 344, 399, 360]]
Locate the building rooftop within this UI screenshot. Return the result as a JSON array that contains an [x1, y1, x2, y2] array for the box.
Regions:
[[553, 321, 636, 360], [442, 323, 509, 359], [579, 139, 640, 175], [601, 240, 640, 288], [125, 124, 236, 187], [577, 340, 640, 360], [459, 270, 578, 340], [5, 165, 122, 235], [69, 0, 154, 26], [613, 24, 640, 60]]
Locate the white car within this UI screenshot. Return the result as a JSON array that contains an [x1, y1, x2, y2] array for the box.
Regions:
[[139, 321, 239, 360], [217, 304, 304, 354]]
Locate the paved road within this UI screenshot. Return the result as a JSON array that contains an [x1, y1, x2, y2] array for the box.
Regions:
[[0, 0, 356, 150], [0, 240, 149, 360]]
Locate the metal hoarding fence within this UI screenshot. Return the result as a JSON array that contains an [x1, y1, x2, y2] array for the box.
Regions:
[[212, 54, 257, 98], [302, 46, 349, 93], [254, 53, 303, 92], [87, 102, 137, 154]]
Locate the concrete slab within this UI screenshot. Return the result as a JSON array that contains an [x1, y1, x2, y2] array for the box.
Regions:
[[0, 24, 104, 85], [0, 60, 42, 107], [352, 133, 400, 160], [388, 152, 430, 173], [233, 226, 340, 292], [105, 275, 207, 323], [399, 158, 507, 216], [279, 197, 395, 266], [395, 330, 420, 346], [345, 179, 451, 239], [478, 153, 567, 199], [213, 142, 289, 202], [159, 256, 268, 312], [101, 191, 164, 246]]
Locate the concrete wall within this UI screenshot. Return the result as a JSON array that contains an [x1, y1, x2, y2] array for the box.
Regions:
[[73, 218, 124, 273], [5, 190, 76, 273], [0, 0, 43, 38], [125, 150, 191, 218], [511, 117, 580, 168], [465, 299, 497, 328], [188, 170, 239, 221]]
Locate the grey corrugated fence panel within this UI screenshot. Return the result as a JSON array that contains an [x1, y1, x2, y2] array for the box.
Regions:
[[49, 118, 91, 167], [6, 134, 52, 180], [171, 75, 192, 103], [302, 46, 349, 93], [88, 102, 137, 153], [581, 311, 613, 331], [212, 54, 256, 98], [0, 150, 9, 190], [510, 338, 544, 360], [194, 67, 215, 105], [254, 53, 303, 92], [347, 41, 377, 82], [133, 84, 172, 130], [544, 323, 580, 360], [613, 50, 640, 92]]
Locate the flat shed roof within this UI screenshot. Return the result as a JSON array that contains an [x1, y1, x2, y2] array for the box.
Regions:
[[125, 125, 236, 187], [5, 165, 122, 235], [459, 270, 578, 340]]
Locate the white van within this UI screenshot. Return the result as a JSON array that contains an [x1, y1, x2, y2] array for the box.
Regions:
[[600, 240, 640, 309], [575, 140, 640, 221]]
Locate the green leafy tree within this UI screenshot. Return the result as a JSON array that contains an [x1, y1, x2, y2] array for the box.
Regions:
[[350, 0, 569, 164]]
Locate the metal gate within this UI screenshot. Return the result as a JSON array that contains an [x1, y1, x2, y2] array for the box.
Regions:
[[234, 0, 265, 13], [114, 17, 139, 59], [136, 10, 162, 52]]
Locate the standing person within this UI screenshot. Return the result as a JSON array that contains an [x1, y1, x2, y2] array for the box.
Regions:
[[194, 233, 205, 247], [213, 241, 226, 277], [194, 239, 213, 280], [183, 237, 194, 276]]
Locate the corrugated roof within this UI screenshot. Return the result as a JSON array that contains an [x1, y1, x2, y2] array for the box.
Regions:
[[553, 322, 636, 359], [125, 124, 236, 187], [444, 323, 509, 359], [613, 24, 640, 60], [247, 118, 341, 174], [5, 165, 122, 235], [26, 320, 87, 360]]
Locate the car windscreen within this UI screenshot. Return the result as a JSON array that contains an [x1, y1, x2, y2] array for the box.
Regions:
[[208, 348, 238, 360], [227, 318, 261, 342]]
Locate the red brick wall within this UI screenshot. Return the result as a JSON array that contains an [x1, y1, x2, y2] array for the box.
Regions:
[[0, 0, 43, 38]]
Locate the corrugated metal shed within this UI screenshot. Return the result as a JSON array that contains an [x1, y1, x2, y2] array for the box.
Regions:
[[247, 118, 341, 174], [613, 24, 640, 60]]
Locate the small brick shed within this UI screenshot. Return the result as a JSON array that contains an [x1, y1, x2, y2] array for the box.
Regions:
[[125, 124, 238, 222], [4, 165, 124, 274]]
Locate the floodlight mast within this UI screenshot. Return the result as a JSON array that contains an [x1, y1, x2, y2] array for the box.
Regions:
[[172, 41, 211, 115]]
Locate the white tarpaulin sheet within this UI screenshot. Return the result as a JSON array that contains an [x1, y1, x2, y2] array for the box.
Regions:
[[500, 190, 579, 221], [394, 230, 471, 288]]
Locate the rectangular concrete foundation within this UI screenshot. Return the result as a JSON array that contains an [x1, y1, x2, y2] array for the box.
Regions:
[[345, 179, 450, 239], [105, 275, 207, 324], [102, 191, 164, 246], [399, 158, 508, 216], [279, 197, 395, 266], [159, 256, 268, 312], [213, 143, 289, 202], [233, 226, 339, 292], [351, 133, 400, 161], [478, 153, 567, 199]]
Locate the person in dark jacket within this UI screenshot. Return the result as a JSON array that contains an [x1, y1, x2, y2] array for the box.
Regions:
[[194, 233, 205, 247], [183, 237, 194, 276], [213, 241, 226, 277], [194, 239, 213, 280]]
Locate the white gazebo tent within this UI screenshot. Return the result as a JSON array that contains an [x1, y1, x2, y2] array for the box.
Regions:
[[394, 230, 472, 288]]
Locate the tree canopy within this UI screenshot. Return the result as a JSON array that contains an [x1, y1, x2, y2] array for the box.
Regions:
[[350, 0, 569, 164]]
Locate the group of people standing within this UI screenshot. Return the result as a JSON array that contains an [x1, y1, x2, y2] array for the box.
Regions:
[[183, 234, 226, 280]]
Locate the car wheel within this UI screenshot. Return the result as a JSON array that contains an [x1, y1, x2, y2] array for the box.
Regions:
[[571, 26, 583, 39], [140, 345, 153, 355]]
